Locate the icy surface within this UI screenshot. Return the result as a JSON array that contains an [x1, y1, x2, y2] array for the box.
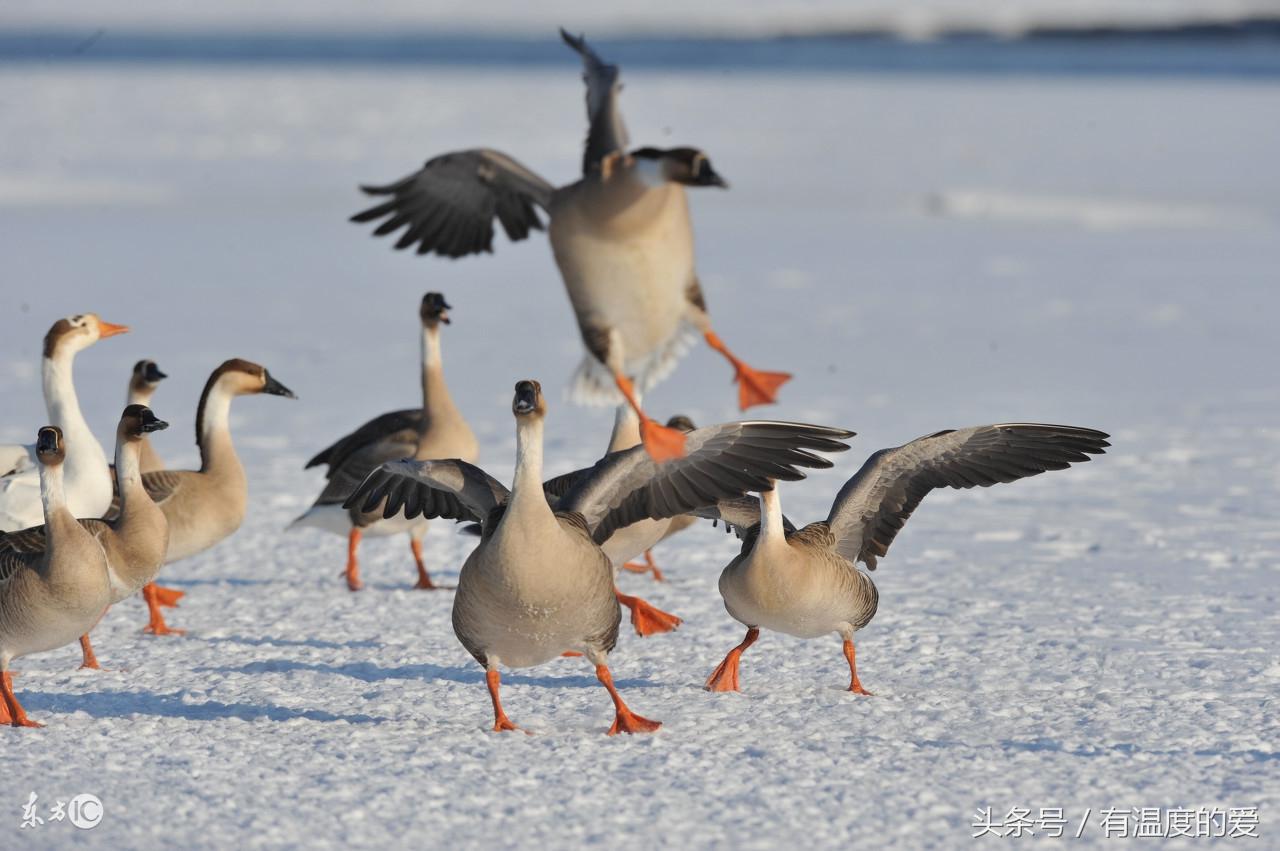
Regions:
[[0, 64, 1277, 848]]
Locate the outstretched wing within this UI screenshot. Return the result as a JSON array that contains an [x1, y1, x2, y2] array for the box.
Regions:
[[344, 458, 510, 528], [305, 409, 422, 473], [827, 423, 1110, 569], [561, 421, 854, 546], [689, 495, 798, 540], [351, 149, 554, 258], [560, 28, 629, 174]]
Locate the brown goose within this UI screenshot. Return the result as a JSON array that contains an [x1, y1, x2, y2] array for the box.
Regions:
[[706, 424, 1109, 695], [118, 359, 295, 635], [293, 293, 477, 591], [350, 29, 789, 461], [127, 360, 169, 474], [0, 427, 112, 727], [345, 380, 852, 734]]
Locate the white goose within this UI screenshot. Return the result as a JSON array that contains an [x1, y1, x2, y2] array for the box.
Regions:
[[706, 423, 1109, 695], [0, 426, 113, 727], [0, 314, 129, 531], [345, 380, 852, 733]]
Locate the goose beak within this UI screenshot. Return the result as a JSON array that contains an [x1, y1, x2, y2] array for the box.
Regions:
[[141, 414, 169, 433], [146, 364, 168, 382], [512, 380, 539, 415], [262, 373, 297, 399], [98, 321, 130, 339]]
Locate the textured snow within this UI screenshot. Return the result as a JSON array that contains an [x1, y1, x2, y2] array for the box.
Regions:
[[0, 61, 1278, 849]]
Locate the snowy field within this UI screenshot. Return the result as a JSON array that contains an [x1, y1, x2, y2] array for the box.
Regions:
[[1, 57, 1278, 848]]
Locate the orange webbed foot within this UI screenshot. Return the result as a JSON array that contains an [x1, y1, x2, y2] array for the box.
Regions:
[[639, 418, 687, 462], [615, 591, 682, 637], [849, 682, 874, 696], [622, 550, 665, 582], [150, 585, 185, 608], [141, 584, 186, 636], [704, 657, 742, 693], [608, 708, 662, 736], [734, 366, 792, 410]]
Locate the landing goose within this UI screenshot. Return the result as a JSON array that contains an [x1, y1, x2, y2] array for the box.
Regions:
[[116, 359, 295, 634], [705, 424, 1109, 695], [345, 380, 852, 733], [2, 407, 171, 671], [351, 29, 789, 461], [0, 427, 112, 727], [127, 360, 168, 474], [0, 314, 130, 531], [293, 293, 477, 591]]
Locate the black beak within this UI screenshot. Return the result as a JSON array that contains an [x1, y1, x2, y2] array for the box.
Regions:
[[36, 427, 61, 454], [145, 364, 168, 382], [703, 169, 728, 189], [262, 372, 297, 399], [513, 380, 538, 415], [140, 411, 169, 433]]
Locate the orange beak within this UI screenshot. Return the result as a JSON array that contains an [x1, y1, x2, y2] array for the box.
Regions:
[[97, 321, 130, 339]]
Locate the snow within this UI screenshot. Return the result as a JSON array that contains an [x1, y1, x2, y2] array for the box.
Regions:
[[1, 55, 1278, 849]]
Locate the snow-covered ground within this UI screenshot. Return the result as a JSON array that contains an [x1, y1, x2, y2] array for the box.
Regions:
[[0, 58, 1277, 848]]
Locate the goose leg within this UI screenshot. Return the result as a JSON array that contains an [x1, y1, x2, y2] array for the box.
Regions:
[[842, 637, 874, 696], [1, 671, 42, 728], [141, 583, 186, 636], [621, 549, 665, 582], [409, 533, 437, 590], [595, 664, 660, 735], [614, 588, 682, 636], [78, 634, 102, 670], [703, 330, 792, 411], [613, 374, 686, 461], [149, 585, 185, 607], [704, 627, 760, 692], [485, 668, 523, 733], [344, 528, 363, 591]]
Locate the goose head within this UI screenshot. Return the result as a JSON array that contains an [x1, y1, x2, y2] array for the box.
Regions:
[[666, 414, 697, 433], [632, 147, 727, 189], [130, 359, 168, 395], [420, 292, 452, 327], [120, 404, 169, 442], [512, 379, 546, 420], [35, 425, 66, 466], [43, 313, 130, 359], [205, 358, 296, 400]]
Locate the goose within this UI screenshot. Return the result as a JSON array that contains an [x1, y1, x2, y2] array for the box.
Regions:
[[115, 359, 296, 635], [0, 313, 130, 532], [705, 423, 1110, 695], [0, 426, 113, 727], [127, 360, 168, 474], [2, 407, 171, 671], [618, 414, 698, 582], [351, 29, 789, 461], [345, 380, 852, 733], [292, 293, 477, 591]]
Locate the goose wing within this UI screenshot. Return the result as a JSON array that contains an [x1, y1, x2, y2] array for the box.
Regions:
[[305, 409, 422, 473], [106, 469, 188, 518], [561, 422, 854, 546], [0, 518, 113, 584], [689, 495, 799, 540], [351, 149, 554, 259], [344, 458, 510, 528], [826, 423, 1110, 569], [560, 28, 629, 174]]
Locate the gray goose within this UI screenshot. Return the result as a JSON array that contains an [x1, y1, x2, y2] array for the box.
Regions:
[[114, 359, 295, 635], [293, 293, 477, 591], [345, 380, 851, 734], [0, 314, 130, 532], [351, 29, 789, 461], [0, 427, 112, 727], [706, 424, 1109, 695], [127, 360, 169, 474]]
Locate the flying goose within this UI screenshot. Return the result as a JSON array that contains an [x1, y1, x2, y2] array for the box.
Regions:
[[0, 426, 113, 727], [2, 407, 172, 671], [113, 359, 296, 635], [0, 314, 130, 532], [293, 293, 477, 591], [127, 360, 169, 474], [345, 380, 852, 733], [351, 29, 789, 461], [705, 424, 1109, 695]]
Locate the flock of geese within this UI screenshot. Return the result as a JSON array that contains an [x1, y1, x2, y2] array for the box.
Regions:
[[0, 30, 1109, 733]]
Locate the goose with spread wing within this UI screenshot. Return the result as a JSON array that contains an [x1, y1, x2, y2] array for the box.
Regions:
[[0, 314, 130, 532], [706, 423, 1110, 695], [346, 380, 852, 734], [292, 293, 477, 591], [350, 29, 789, 462]]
